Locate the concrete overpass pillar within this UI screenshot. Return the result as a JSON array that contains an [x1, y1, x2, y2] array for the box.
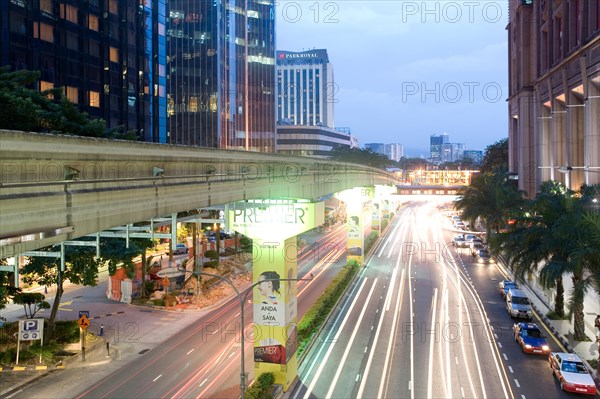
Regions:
[[228, 200, 324, 391], [335, 187, 375, 264]]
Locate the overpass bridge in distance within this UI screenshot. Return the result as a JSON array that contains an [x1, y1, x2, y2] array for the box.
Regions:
[[0, 130, 400, 259]]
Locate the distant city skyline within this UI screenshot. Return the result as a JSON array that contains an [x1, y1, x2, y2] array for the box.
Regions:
[[276, 1, 508, 156]]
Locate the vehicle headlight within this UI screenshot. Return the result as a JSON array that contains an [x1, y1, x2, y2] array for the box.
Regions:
[[542, 345, 549, 351], [525, 344, 532, 349]]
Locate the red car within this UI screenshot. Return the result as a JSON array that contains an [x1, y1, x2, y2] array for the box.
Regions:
[[549, 352, 597, 395]]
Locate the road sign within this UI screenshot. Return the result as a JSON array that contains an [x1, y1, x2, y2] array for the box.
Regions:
[[19, 319, 44, 341], [78, 310, 90, 319], [78, 315, 90, 330], [162, 277, 170, 287], [156, 267, 185, 278]]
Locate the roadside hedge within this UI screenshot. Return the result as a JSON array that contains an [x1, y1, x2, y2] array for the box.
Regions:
[[297, 260, 360, 356], [245, 372, 275, 399]]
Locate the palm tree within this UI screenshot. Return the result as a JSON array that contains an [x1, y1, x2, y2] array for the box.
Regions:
[[455, 171, 524, 239]]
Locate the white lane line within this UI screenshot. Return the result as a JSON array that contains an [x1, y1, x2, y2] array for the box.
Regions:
[[364, 346, 368, 353], [508, 366, 514, 374], [461, 386, 465, 397], [5, 389, 23, 399], [454, 356, 459, 365], [153, 374, 162, 382], [199, 379, 208, 388], [235, 312, 240, 317], [503, 353, 508, 360], [210, 328, 219, 335], [521, 395, 526, 399], [427, 288, 439, 399], [384, 267, 398, 311], [356, 374, 360, 382], [186, 348, 194, 355], [228, 352, 235, 358], [325, 279, 379, 399], [302, 279, 369, 399], [498, 342, 503, 348], [359, 268, 405, 399], [514, 379, 520, 388]]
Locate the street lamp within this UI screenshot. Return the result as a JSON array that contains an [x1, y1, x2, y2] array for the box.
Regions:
[[191, 271, 310, 399]]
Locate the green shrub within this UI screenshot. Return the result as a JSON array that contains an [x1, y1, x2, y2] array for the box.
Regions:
[[204, 250, 219, 260], [0, 348, 17, 365], [297, 260, 360, 351], [246, 372, 275, 399], [27, 341, 61, 363], [364, 231, 379, 255], [53, 320, 80, 343], [153, 299, 165, 306]]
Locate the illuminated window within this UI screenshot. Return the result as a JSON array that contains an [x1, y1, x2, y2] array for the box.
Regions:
[[34, 22, 54, 43], [66, 86, 79, 104], [40, 0, 53, 14], [60, 4, 78, 22], [89, 91, 100, 107], [189, 96, 199, 112], [110, 47, 119, 63], [40, 81, 54, 99], [88, 14, 99, 31]]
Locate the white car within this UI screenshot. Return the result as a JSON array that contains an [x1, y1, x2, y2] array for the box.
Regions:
[[549, 352, 597, 395]]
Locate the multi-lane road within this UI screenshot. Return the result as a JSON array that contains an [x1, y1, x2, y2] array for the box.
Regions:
[[292, 202, 581, 399], [6, 201, 592, 398]]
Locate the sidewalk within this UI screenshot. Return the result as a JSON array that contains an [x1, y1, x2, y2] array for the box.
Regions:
[[496, 257, 600, 384]]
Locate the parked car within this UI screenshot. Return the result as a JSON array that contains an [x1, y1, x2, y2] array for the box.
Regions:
[[549, 352, 597, 395], [170, 243, 189, 255], [470, 242, 485, 256], [513, 323, 550, 354], [452, 235, 469, 248], [498, 280, 518, 299], [506, 288, 533, 320], [454, 221, 466, 229], [475, 249, 494, 264]]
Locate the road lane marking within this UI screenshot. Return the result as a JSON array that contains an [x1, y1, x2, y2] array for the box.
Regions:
[[356, 374, 360, 382], [498, 342, 503, 348], [454, 356, 458, 365], [325, 279, 378, 399], [508, 366, 513, 373], [302, 279, 369, 399], [153, 374, 162, 382], [503, 353, 508, 360], [364, 346, 368, 353], [427, 288, 439, 399], [461, 386, 465, 397], [186, 349, 194, 355], [359, 268, 405, 399], [514, 379, 520, 388], [199, 379, 208, 388]]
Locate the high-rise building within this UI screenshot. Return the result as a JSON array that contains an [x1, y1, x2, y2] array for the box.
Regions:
[[430, 133, 449, 163], [365, 143, 385, 155], [1, 0, 167, 142], [508, 0, 599, 197], [385, 143, 403, 162], [166, 1, 276, 152], [440, 142, 466, 163], [463, 150, 484, 165], [276, 49, 334, 128]]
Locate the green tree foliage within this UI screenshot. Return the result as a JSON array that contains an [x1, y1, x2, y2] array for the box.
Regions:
[[455, 171, 525, 237], [328, 147, 391, 169], [0, 66, 137, 139], [0, 265, 21, 321], [479, 138, 508, 174], [12, 292, 50, 319], [20, 237, 153, 342]]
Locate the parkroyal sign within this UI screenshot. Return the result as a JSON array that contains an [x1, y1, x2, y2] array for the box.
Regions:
[[229, 201, 324, 240]]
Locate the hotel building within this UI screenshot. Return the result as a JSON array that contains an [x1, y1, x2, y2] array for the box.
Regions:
[[508, 0, 600, 197]]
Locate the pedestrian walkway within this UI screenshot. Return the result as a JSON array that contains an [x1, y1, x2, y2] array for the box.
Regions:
[[496, 258, 600, 385]]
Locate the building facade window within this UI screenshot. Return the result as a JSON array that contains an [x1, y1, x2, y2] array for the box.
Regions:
[[66, 86, 79, 104], [110, 47, 119, 63], [89, 91, 100, 107], [88, 14, 99, 32]]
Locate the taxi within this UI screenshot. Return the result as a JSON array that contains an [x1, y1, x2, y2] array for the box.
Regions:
[[549, 352, 597, 395], [512, 323, 549, 354]]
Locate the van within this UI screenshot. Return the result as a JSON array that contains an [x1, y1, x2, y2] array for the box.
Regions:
[[506, 288, 533, 320]]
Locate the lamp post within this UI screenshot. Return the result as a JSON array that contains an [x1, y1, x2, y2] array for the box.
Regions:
[[192, 271, 310, 399]]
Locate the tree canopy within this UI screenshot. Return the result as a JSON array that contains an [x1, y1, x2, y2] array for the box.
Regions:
[[479, 138, 508, 174], [328, 147, 392, 169], [0, 66, 137, 139]]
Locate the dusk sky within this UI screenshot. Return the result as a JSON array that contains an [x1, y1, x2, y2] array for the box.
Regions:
[[276, 1, 509, 157]]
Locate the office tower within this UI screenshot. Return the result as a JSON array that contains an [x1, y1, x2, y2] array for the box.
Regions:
[[166, 0, 276, 151], [430, 133, 449, 163], [1, 0, 167, 142], [276, 49, 334, 128], [385, 143, 403, 162]]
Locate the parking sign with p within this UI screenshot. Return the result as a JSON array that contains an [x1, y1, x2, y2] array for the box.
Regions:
[[19, 319, 44, 341]]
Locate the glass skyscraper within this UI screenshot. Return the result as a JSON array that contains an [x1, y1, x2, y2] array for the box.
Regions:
[[166, 0, 275, 152], [1, 0, 167, 143]]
